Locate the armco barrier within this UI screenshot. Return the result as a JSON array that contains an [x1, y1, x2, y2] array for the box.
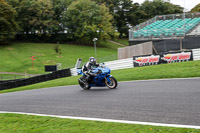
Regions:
[[0, 68, 71, 91], [70, 58, 133, 76], [193, 48, 200, 61], [104, 58, 133, 70]]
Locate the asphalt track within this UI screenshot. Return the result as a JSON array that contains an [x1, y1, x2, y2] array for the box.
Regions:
[[0, 78, 200, 126]]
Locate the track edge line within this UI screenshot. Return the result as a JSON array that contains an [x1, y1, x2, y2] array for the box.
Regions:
[[0, 111, 200, 129]]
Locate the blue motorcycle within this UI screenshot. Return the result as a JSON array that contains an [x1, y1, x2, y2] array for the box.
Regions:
[[77, 64, 117, 90]]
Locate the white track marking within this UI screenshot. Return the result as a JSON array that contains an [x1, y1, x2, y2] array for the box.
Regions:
[[0, 111, 200, 129]]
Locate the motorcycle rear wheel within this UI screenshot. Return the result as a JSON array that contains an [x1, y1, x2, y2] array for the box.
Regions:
[[105, 77, 117, 89], [78, 78, 91, 90]]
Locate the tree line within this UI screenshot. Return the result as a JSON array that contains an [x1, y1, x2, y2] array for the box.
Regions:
[[0, 0, 190, 44]]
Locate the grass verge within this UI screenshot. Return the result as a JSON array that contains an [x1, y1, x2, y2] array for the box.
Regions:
[[0, 74, 27, 80], [1, 60, 200, 93], [0, 113, 199, 133]]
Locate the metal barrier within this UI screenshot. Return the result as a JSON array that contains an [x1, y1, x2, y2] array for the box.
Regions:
[[0, 68, 71, 91], [193, 48, 200, 61], [70, 58, 133, 76], [70, 68, 78, 76], [104, 58, 133, 70]]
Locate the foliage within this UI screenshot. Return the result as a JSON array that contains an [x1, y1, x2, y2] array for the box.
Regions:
[[190, 3, 200, 12], [62, 0, 114, 44], [51, 0, 72, 33], [17, 0, 58, 36], [0, 0, 18, 42], [140, 0, 183, 21], [30, 0, 57, 35], [112, 0, 137, 37], [1, 0, 186, 43], [98, 4, 115, 40], [94, 0, 144, 38], [54, 44, 61, 55], [93, 0, 183, 37], [114, 0, 144, 37]]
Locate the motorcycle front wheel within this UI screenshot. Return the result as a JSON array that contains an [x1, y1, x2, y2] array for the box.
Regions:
[[105, 77, 117, 89], [78, 78, 91, 90]]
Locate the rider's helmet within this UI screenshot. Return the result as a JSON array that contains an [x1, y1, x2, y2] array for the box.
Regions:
[[89, 57, 96, 65]]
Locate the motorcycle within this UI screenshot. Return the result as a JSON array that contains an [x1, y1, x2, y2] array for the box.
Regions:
[[77, 63, 117, 90]]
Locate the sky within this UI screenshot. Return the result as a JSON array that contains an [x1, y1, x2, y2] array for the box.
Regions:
[[133, 0, 200, 11]]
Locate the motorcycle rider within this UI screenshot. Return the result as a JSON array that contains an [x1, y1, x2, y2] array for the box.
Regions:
[[82, 57, 99, 84]]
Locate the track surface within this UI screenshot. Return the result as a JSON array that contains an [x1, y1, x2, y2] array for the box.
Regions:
[[0, 78, 200, 126]]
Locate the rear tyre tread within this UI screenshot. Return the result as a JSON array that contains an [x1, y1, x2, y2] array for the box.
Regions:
[[78, 78, 91, 90]]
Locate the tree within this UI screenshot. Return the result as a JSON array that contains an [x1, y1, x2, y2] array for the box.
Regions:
[[114, 0, 144, 37], [6, 0, 20, 9], [98, 4, 115, 40], [62, 0, 114, 44], [190, 3, 200, 12], [28, 0, 58, 35], [51, 0, 72, 33], [16, 0, 57, 35], [140, 0, 183, 20], [93, 0, 144, 38], [0, 0, 18, 42]]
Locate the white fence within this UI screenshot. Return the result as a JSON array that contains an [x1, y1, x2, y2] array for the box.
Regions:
[[71, 48, 200, 76], [104, 58, 133, 70], [193, 48, 200, 61], [70, 68, 78, 76], [70, 58, 133, 76]]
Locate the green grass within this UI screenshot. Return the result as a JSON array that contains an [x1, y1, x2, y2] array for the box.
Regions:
[[1, 60, 200, 93], [113, 38, 129, 45], [0, 41, 122, 74], [0, 74, 27, 80], [99, 40, 124, 49], [112, 60, 200, 81], [0, 113, 199, 133]]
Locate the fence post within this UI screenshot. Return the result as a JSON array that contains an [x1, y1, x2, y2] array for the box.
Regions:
[[180, 38, 183, 50]]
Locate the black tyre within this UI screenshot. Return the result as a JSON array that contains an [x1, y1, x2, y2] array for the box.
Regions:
[[78, 78, 91, 90], [105, 77, 117, 89]]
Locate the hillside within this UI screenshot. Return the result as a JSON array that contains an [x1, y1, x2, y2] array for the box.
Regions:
[[0, 41, 123, 74]]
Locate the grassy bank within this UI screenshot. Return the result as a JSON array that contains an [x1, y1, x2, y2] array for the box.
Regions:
[[112, 60, 200, 81], [0, 113, 199, 133], [0, 41, 122, 74], [1, 60, 200, 93], [113, 38, 129, 45]]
